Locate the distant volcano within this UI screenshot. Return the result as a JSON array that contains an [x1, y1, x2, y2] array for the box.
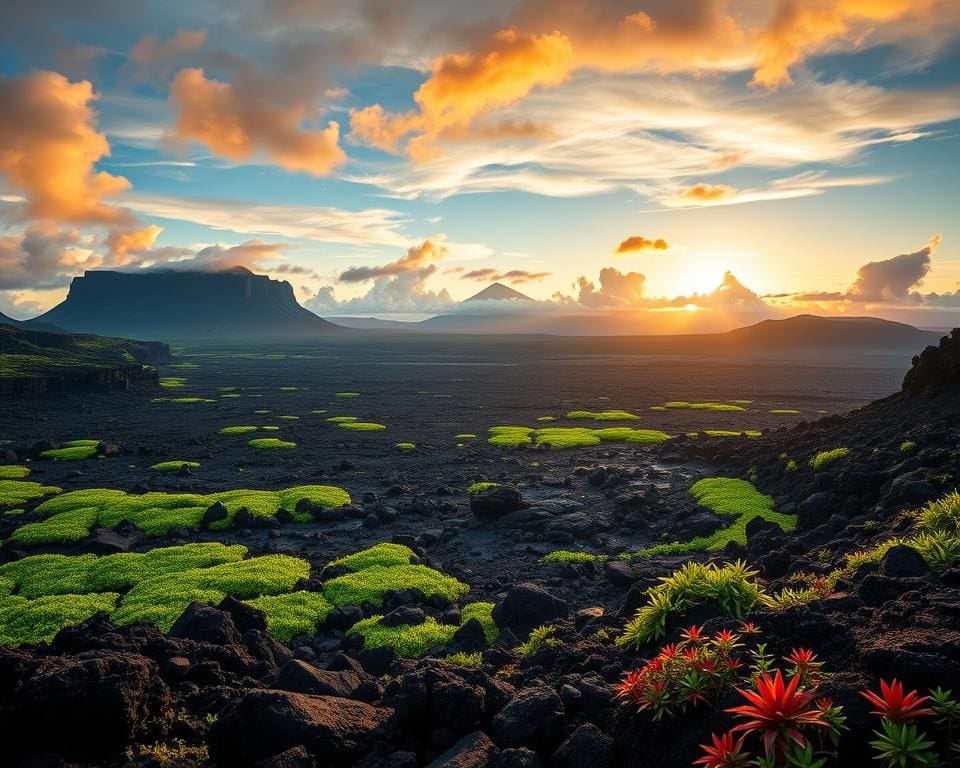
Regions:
[[464, 282, 535, 302], [35, 268, 341, 341]]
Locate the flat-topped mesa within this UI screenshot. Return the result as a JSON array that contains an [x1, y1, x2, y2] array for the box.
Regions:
[[902, 328, 960, 396], [34, 268, 342, 341]]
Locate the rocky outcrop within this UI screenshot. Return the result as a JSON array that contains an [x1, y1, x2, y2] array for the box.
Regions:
[[903, 328, 960, 396]]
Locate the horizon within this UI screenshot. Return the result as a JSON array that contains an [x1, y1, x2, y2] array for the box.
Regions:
[[0, 2, 959, 333]]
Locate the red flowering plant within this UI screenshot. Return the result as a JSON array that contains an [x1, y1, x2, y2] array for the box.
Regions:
[[617, 625, 747, 720], [861, 679, 940, 767]]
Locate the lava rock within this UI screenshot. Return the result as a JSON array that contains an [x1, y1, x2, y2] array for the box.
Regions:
[[551, 723, 612, 768], [879, 545, 931, 578], [253, 745, 316, 768], [492, 686, 565, 753], [471, 487, 528, 521], [169, 602, 242, 645], [797, 492, 838, 531], [276, 660, 368, 699], [426, 731, 499, 767], [492, 583, 568, 640]]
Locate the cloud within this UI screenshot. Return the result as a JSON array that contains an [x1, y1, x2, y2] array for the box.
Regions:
[[339, 237, 448, 282], [149, 239, 290, 272], [676, 183, 737, 203], [125, 29, 207, 83], [126, 193, 412, 248], [682, 270, 764, 309], [0, 71, 132, 224], [616, 235, 668, 254], [461, 268, 551, 284], [576, 267, 648, 308], [103, 224, 163, 263], [849, 235, 940, 302], [0, 223, 86, 290], [168, 67, 346, 176]]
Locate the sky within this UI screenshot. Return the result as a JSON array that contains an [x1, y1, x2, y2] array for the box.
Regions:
[[1, 0, 959, 330]]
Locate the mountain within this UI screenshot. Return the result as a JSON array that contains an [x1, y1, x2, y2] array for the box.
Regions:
[[722, 314, 934, 349], [0, 311, 66, 334], [34, 268, 342, 341], [464, 282, 534, 302], [0, 323, 170, 394]]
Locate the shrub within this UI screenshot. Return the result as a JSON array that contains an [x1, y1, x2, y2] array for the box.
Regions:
[[150, 461, 200, 472], [248, 438, 296, 449], [540, 550, 605, 563], [518, 624, 561, 657], [810, 448, 850, 471], [618, 561, 763, 648], [444, 651, 482, 667], [0, 465, 30, 480], [323, 564, 469, 607], [327, 543, 415, 572], [338, 422, 386, 432], [243, 591, 333, 642]]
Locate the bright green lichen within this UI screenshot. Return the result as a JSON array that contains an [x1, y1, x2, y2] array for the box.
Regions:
[[326, 416, 358, 423], [150, 461, 200, 472], [703, 430, 762, 438], [769, 409, 801, 414], [248, 438, 296, 449], [567, 410, 640, 420], [40, 439, 101, 461], [540, 550, 605, 563], [0, 479, 60, 508], [810, 447, 850, 471], [663, 402, 746, 411], [159, 377, 186, 388], [0, 593, 120, 646], [396, 442, 416, 451], [327, 543, 415, 572], [467, 482, 501, 495], [243, 591, 333, 643], [323, 564, 469, 607], [455, 433, 477, 439], [335, 392, 360, 398], [0, 465, 30, 480], [338, 422, 387, 432], [220, 425, 261, 435]]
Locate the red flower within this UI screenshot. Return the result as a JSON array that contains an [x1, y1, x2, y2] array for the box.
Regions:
[[739, 622, 759, 634], [617, 671, 645, 703], [682, 625, 705, 644], [861, 679, 935, 723], [786, 648, 817, 667], [694, 731, 750, 768], [728, 671, 828, 756]]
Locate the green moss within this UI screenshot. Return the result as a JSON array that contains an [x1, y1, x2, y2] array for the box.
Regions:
[[260, 425, 280, 431], [540, 550, 605, 563], [467, 482, 501, 495], [254, 409, 272, 415], [455, 434, 477, 439], [279, 415, 300, 420], [243, 591, 333, 643], [444, 651, 482, 667], [566, 410, 640, 420], [326, 416, 358, 423], [0, 593, 120, 646], [335, 392, 360, 398], [487, 426, 533, 447], [13, 485, 350, 544], [634, 477, 795, 557], [460, 601, 498, 643], [349, 615, 457, 657], [592, 428, 671, 444], [150, 461, 200, 472], [248, 438, 296, 449], [0, 479, 61, 508], [278, 387, 302, 391], [769, 409, 801, 414], [40, 441, 99, 461], [488, 424, 670, 449], [663, 402, 746, 411], [535, 427, 601, 449], [810, 447, 850, 470], [900, 440, 917, 454], [338, 422, 387, 432], [159, 377, 186, 388], [0, 465, 30, 480], [220, 393, 241, 398], [535, 416, 556, 422], [323, 564, 469, 607], [396, 442, 416, 451], [703, 430, 762, 438], [489, 426, 534, 435], [518, 624, 561, 657], [327, 543, 415, 572]]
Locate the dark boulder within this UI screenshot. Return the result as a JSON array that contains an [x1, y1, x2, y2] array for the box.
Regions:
[[253, 745, 316, 768], [879, 545, 930, 578], [169, 602, 243, 646], [797, 492, 839, 531], [492, 584, 568, 640], [208, 689, 392, 767], [202, 501, 229, 528], [491, 686, 565, 753], [426, 731, 499, 767], [551, 723, 612, 768], [276, 659, 369, 699], [471, 487, 528, 521]]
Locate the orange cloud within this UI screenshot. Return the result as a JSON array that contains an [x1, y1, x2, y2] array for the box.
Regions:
[[616, 235, 669, 254], [169, 68, 346, 176], [104, 224, 163, 263], [339, 236, 449, 282], [0, 71, 131, 224], [678, 183, 738, 202]]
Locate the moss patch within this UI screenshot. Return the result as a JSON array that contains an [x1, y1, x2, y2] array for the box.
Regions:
[[40, 439, 101, 461], [326, 416, 358, 423], [810, 447, 850, 470], [566, 410, 640, 420], [0, 466, 30, 480], [769, 409, 801, 415], [663, 401, 746, 411], [243, 591, 333, 643], [0, 479, 61, 508], [455, 433, 477, 439], [338, 422, 386, 432], [150, 461, 200, 472], [349, 601, 496, 658], [467, 482, 501, 495], [323, 564, 469, 607], [248, 438, 296, 449], [328, 543, 415, 572], [219, 426, 259, 435], [540, 550, 605, 563], [396, 442, 416, 451], [335, 392, 360, 398], [159, 377, 186, 388]]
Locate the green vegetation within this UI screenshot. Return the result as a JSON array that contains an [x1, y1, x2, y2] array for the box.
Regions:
[[535, 416, 556, 422], [328, 543, 415, 572], [634, 477, 795, 557], [567, 410, 640, 420], [159, 377, 186, 388], [518, 624, 561, 657], [219, 425, 259, 435], [0, 479, 60, 508], [323, 564, 469, 607], [244, 591, 333, 642], [150, 461, 200, 472], [455, 433, 477, 439], [279, 415, 300, 420], [0, 593, 120, 646], [395, 442, 416, 451], [335, 392, 360, 398], [444, 651, 482, 667], [487, 426, 534, 447], [0, 465, 30, 480], [809, 447, 850, 470], [618, 560, 762, 647], [467, 482, 501, 495], [592, 428, 672, 444], [8, 485, 350, 545], [540, 550, 605, 563], [488, 424, 670, 449], [40, 439, 100, 461], [248, 438, 296, 449], [663, 401, 746, 411], [348, 601, 495, 657], [703, 430, 762, 438], [260, 426, 280, 431], [326, 416, 358, 423], [278, 387, 302, 391], [769, 408, 801, 414], [535, 427, 601, 448], [155, 397, 216, 404], [900, 440, 918, 454], [338, 422, 387, 432]]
